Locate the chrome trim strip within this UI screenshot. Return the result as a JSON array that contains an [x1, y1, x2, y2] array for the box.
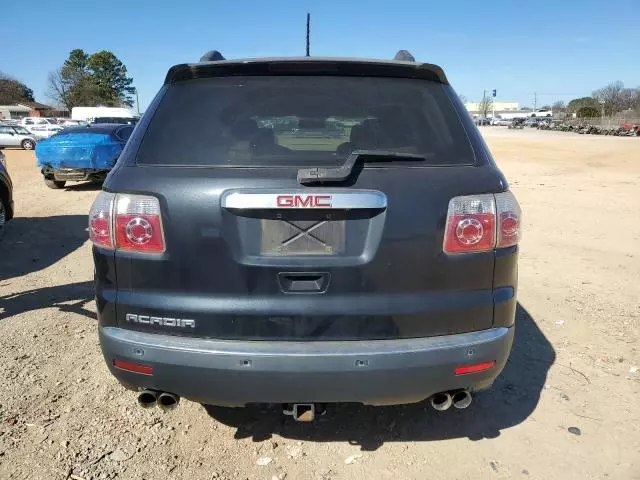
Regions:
[[221, 189, 387, 210]]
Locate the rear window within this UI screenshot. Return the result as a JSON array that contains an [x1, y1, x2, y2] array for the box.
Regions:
[[137, 76, 474, 166]]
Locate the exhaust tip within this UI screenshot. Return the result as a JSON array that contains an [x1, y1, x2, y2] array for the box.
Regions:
[[452, 390, 472, 409], [429, 392, 453, 411], [137, 390, 158, 409], [157, 392, 180, 412]]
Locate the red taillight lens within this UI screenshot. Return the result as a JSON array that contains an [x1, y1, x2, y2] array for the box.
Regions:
[[89, 193, 165, 253], [455, 361, 495, 375], [495, 191, 522, 248], [114, 195, 165, 253], [443, 192, 521, 253], [113, 359, 153, 375], [443, 194, 496, 253], [89, 192, 115, 249]]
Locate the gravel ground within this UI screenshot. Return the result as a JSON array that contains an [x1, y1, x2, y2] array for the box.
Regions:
[[0, 128, 639, 480]]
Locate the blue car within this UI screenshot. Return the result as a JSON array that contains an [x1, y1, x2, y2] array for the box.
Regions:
[[35, 123, 134, 189]]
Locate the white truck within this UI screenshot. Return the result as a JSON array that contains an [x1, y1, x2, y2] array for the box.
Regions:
[[71, 107, 136, 124], [19, 117, 63, 138]]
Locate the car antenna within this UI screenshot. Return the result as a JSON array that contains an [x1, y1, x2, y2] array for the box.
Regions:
[[199, 50, 226, 62], [306, 13, 311, 56], [393, 50, 415, 62]]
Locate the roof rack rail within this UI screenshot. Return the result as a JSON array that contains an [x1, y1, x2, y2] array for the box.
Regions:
[[393, 50, 415, 62], [199, 50, 226, 62]]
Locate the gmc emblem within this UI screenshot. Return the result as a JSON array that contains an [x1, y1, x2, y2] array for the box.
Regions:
[[276, 194, 332, 208]]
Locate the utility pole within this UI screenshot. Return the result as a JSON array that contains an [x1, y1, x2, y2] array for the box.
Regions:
[[305, 13, 310, 57], [135, 88, 140, 115], [482, 90, 487, 117], [492, 89, 496, 119], [533, 92, 537, 112]]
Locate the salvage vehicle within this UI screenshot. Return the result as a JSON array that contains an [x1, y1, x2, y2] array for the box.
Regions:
[[0, 151, 13, 238], [90, 51, 521, 420], [35, 123, 133, 189]]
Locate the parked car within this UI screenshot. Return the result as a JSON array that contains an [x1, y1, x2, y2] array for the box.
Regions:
[[0, 150, 14, 238], [20, 117, 64, 138], [475, 116, 491, 126], [491, 118, 512, 126], [90, 51, 521, 419], [0, 124, 40, 150], [35, 123, 134, 189], [530, 109, 552, 117]]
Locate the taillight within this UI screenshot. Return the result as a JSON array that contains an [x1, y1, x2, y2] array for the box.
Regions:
[[114, 194, 165, 253], [443, 194, 496, 253], [495, 191, 522, 248], [443, 192, 521, 254], [89, 193, 165, 253], [89, 192, 115, 248]]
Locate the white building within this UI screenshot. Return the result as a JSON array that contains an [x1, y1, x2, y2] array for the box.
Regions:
[[465, 102, 520, 114]]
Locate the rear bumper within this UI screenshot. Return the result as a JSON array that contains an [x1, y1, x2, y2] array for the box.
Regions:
[[99, 325, 514, 406]]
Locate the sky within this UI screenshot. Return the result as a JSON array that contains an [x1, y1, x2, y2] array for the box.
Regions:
[[3, 0, 639, 111]]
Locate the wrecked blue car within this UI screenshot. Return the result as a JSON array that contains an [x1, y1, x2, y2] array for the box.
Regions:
[[35, 123, 134, 189]]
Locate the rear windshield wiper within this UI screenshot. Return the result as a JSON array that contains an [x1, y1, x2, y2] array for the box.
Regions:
[[297, 149, 430, 184]]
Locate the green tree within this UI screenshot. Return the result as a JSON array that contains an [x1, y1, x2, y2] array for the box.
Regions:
[[47, 49, 135, 109], [0, 72, 35, 104], [576, 106, 600, 118], [87, 51, 135, 107], [566, 97, 598, 113]]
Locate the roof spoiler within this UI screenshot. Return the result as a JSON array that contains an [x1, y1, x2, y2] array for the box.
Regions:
[[199, 50, 226, 62]]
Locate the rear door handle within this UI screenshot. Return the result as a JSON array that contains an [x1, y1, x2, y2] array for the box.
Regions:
[[278, 272, 330, 294]]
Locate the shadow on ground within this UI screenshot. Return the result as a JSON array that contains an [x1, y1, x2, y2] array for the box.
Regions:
[[0, 215, 94, 320], [205, 304, 554, 449], [63, 181, 103, 192]]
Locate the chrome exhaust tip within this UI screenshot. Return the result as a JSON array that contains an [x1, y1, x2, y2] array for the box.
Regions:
[[137, 389, 158, 409], [157, 392, 180, 412], [429, 392, 453, 411], [452, 390, 473, 409]]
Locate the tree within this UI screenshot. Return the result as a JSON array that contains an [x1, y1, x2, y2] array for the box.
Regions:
[[47, 49, 135, 109], [551, 100, 566, 112], [459, 94, 468, 105], [477, 95, 493, 117], [87, 51, 135, 107], [576, 106, 600, 118], [567, 96, 598, 113], [593, 81, 626, 116], [0, 72, 35, 104]]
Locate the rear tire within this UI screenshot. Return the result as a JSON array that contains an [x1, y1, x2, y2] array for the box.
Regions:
[[21, 139, 35, 150], [44, 179, 66, 189]]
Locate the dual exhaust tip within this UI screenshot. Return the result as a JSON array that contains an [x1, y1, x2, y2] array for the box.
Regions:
[[137, 390, 179, 411], [137, 389, 470, 414], [429, 390, 472, 411]]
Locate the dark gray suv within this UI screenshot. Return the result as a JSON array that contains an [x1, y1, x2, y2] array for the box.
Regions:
[[90, 53, 521, 420]]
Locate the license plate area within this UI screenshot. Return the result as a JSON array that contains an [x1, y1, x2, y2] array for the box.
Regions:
[[222, 208, 385, 266], [260, 210, 346, 256]]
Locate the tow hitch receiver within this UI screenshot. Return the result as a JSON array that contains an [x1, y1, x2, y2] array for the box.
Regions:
[[283, 403, 316, 422]]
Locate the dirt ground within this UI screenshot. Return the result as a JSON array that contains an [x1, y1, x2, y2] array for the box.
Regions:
[[1, 128, 639, 480]]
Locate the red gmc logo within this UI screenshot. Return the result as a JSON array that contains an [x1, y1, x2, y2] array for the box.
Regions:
[[276, 194, 332, 208]]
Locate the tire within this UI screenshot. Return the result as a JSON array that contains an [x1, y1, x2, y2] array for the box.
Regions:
[[44, 178, 66, 189], [21, 139, 35, 150]]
